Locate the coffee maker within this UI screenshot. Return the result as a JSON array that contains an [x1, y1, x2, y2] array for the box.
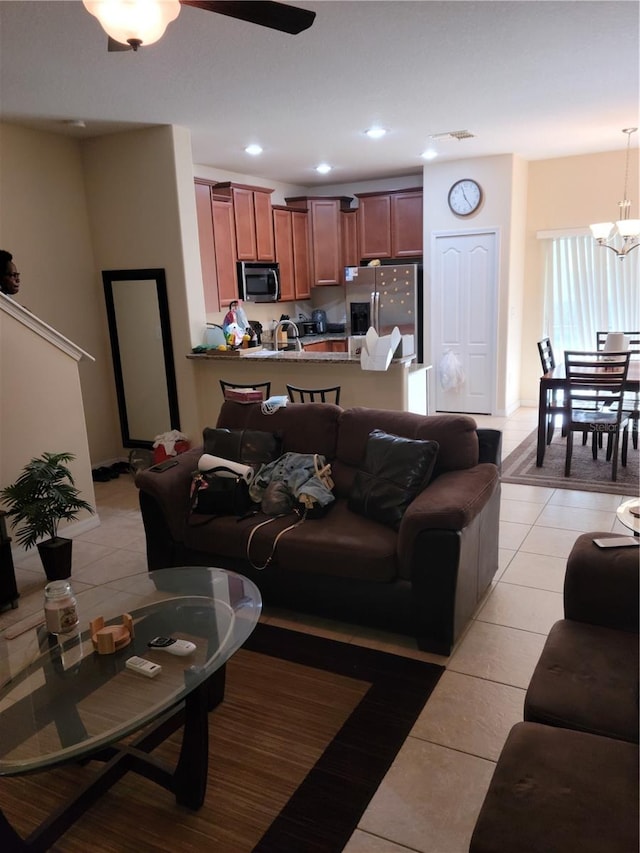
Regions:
[[311, 309, 327, 334]]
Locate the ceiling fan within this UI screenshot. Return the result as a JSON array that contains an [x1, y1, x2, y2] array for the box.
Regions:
[[82, 1, 316, 52]]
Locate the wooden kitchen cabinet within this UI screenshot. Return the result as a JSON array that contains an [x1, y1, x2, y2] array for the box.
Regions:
[[273, 206, 310, 301], [357, 188, 423, 259], [286, 196, 354, 286], [215, 182, 275, 262], [302, 339, 348, 353], [194, 180, 238, 311], [341, 209, 359, 273], [211, 195, 239, 307]]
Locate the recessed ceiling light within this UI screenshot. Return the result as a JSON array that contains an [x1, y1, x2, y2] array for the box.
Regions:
[[421, 148, 438, 161], [365, 127, 387, 139], [315, 163, 332, 174], [245, 144, 263, 156]]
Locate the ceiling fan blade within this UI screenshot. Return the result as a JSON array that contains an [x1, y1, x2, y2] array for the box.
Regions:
[[180, 1, 316, 35], [107, 36, 133, 52]]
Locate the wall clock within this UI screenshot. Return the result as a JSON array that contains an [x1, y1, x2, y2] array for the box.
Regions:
[[448, 179, 483, 216]]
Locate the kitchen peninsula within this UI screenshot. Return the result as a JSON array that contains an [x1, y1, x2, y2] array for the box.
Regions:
[[187, 343, 431, 426]]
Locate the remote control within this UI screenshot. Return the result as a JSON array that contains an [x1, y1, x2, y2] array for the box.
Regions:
[[147, 637, 196, 656], [125, 656, 163, 678], [593, 536, 639, 549]]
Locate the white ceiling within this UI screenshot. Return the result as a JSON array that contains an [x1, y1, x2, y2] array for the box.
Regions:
[[1, 1, 638, 186]]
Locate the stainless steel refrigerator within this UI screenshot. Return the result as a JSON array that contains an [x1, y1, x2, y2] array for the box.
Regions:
[[345, 263, 422, 360]]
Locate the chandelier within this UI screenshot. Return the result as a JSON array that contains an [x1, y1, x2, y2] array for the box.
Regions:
[[82, 0, 180, 51], [590, 127, 640, 259]]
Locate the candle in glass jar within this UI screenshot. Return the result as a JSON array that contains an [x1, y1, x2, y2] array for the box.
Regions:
[[44, 580, 79, 635]]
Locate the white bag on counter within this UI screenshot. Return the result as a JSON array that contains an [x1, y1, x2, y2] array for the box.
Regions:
[[360, 326, 401, 371]]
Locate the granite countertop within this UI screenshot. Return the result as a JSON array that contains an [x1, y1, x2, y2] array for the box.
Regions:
[[187, 348, 418, 366]]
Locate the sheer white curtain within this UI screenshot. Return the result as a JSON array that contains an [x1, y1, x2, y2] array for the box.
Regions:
[[543, 235, 639, 359]]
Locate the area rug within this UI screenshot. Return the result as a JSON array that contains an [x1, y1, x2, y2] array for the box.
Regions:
[[501, 429, 639, 495], [0, 623, 444, 853]]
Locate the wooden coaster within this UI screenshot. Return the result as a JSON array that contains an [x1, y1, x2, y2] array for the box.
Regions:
[[90, 614, 134, 654]]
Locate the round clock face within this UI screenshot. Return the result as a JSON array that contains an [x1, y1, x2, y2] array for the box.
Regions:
[[448, 179, 482, 216]]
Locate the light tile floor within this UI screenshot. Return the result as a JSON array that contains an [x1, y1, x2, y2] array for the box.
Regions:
[[1, 407, 637, 852]]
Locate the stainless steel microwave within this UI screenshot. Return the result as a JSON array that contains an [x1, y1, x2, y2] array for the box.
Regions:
[[237, 261, 279, 302]]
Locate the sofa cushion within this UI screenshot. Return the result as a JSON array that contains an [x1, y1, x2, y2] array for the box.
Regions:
[[183, 498, 399, 582], [216, 401, 341, 460], [202, 426, 282, 468], [348, 430, 439, 529], [470, 722, 639, 853], [334, 408, 478, 487], [524, 618, 639, 743]]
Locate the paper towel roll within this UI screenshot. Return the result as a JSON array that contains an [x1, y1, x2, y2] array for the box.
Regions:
[[197, 454, 254, 483], [604, 332, 630, 352]]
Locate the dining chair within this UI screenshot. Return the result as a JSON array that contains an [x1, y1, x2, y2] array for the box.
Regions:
[[537, 337, 565, 444], [596, 331, 640, 449], [219, 380, 271, 402], [286, 384, 341, 405], [563, 350, 631, 481]]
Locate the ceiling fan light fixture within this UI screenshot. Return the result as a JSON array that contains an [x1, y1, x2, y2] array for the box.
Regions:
[[83, 0, 180, 48], [590, 127, 640, 258]]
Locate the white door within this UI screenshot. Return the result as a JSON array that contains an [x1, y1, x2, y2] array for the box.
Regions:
[[431, 230, 498, 414]]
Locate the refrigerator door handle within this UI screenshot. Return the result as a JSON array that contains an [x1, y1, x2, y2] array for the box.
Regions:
[[370, 291, 376, 332], [374, 291, 380, 331]]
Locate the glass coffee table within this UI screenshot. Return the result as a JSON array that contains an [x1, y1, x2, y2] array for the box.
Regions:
[[0, 567, 261, 851]]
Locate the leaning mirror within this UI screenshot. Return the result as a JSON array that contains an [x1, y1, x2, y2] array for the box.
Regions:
[[102, 268, 180, 448]]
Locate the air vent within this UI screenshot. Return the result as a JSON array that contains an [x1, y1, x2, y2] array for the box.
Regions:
[[429, 130, 476, 141]]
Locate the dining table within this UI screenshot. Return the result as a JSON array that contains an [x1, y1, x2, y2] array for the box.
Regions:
[[536, 359, 640, 466]]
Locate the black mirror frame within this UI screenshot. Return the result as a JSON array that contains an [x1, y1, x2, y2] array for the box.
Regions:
[[102, 268, 180, 449]]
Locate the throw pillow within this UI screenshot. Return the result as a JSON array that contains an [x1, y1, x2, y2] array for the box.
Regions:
[[202, 427, 282, 469], [348, 429, 439, 529]]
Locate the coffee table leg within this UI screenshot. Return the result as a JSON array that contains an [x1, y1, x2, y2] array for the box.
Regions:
[[173, 665, 225, 809], [0, 808, 27, 851]]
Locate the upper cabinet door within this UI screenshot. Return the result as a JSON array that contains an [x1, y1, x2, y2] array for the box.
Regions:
[[392, 190, 423, 258], [273, 207, 295, 302], [359, 194, 392, 259], [194, 181, 220, 313], [254, 190, 276, 261], [340, 209, 359, 273], [292, 210, 311, 299], [357, 188, 423, 260], [231, 187, 258, 261], [211, 199, 238, 307]]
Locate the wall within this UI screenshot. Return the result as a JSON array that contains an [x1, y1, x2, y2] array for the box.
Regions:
[[0, 123, 120, 463], [422, 154, 522, 414], [522, 148, 638, 404], [0, 300, 96, 535], [82, 126, 204, 446]]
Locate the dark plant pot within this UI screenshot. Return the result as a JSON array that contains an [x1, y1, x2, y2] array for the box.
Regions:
[[37, 537, 73, 581]]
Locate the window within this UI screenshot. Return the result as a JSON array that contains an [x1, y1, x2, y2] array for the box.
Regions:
[[542, 234, 639, 356]]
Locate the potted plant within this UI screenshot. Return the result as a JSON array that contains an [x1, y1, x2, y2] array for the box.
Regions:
[[0, 452, 94, 581]]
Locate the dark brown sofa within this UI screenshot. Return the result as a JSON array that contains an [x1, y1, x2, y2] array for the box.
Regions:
[[470, 531, 639, 853], [136, 402, 501, 654]]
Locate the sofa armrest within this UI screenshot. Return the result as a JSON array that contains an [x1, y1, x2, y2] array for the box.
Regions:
[[477, 429, 502, 467], [397, 464, 499, 569], [134, 447, 202, 543], [564, 532, 639, 632]]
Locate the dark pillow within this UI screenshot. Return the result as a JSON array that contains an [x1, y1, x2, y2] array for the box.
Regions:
[[348, 429, 439, 529], [202, 427, 282, 469]]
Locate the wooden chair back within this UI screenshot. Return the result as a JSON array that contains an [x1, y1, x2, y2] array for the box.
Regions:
[[537, 337, 556, 374], [219, 380, 271, 401], [564, 351, 630, 421], [286, 384, 341, 405], [596, 332, 640, 355]]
